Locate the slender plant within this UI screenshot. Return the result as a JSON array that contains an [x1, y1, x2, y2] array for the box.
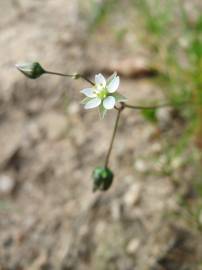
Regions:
[[16, 62, 178, 192]]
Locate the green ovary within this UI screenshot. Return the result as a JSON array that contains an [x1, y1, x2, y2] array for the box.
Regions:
[[97, 89, 108, 100]]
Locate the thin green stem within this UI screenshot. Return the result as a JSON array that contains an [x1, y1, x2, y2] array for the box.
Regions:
[[45, 71, 74, 77], [45, 70, 94, 85], [124, 102, 171, 110], [80, 75, 95, 86], [104, 108, 122, 168]]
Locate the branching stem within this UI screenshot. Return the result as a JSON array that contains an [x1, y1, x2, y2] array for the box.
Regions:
[[45, 70, 94, 85], [104, 104, 124, 168], [124, 102, 171, 110]]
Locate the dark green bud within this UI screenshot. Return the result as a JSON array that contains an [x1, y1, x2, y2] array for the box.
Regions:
[[92, 167, 114, 192], [16, 62, 45, 79]]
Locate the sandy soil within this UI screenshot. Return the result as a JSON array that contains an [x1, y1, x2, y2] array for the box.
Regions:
[[0, 1, 201, 269]]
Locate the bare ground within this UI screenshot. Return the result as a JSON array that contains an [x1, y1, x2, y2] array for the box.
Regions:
[[0, 1, 201, 270]]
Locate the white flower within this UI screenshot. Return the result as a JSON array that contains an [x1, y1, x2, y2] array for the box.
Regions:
[[81, 72, 127, 118]]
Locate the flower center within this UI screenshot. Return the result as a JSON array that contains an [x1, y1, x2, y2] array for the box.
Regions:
[[97, 88, 108, 100]]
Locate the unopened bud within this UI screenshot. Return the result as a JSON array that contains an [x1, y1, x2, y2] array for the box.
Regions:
[[16, 62, 45, 79], [92, 167, 114, 192]]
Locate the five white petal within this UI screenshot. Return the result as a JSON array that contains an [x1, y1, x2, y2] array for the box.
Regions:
[[107, 72, 117, 85], [80, 88, 96, 98], [95, 73, 106, 87], [103, 96, 116, 110], [84, 97, 101, 109], [107, 75, 120, 93], [81, 72, 123, 113]]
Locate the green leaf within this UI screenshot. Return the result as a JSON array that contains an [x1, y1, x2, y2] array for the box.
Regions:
[[113, 92, 127, 102]]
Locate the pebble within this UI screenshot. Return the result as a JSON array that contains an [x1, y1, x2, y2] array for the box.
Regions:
[[67, 102, 80, 115], [134, 159, 148, 173], [126, 238, 140, 255], [124, 183, 142, 207], [111, 200, 123, 221], [0, 174, 16, 195]]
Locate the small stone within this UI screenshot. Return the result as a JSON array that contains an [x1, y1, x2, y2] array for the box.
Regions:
[[134, 159, 148, 173], [67, 102, 80, 115], [126, 238, 140, 255], [0, 174, 16, 195], [124, 183, 142, 207], [59, 32, 74, 45]]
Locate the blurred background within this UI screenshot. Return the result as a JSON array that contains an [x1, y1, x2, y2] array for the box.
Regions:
[[0, 0, 202, 269]]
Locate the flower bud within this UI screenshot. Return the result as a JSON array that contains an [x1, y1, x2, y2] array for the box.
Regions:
[[16, 62, 45, 79], [92, 167, 114, 192]]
